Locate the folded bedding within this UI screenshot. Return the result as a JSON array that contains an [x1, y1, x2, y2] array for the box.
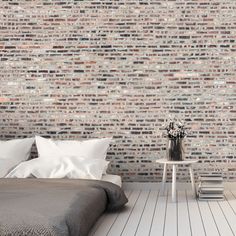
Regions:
[[0, 178, 128, 236], [6, 156, 108, 180]]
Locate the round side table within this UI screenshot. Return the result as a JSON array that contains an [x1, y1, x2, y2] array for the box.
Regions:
[[156, 159, 198, 202]]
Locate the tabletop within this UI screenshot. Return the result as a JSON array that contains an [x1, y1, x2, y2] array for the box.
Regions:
[[156, 158, 198, 165]]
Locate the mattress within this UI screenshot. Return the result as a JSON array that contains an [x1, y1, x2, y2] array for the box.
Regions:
[[101, 174, 122, 187]]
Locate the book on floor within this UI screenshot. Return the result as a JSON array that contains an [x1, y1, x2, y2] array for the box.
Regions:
[[198, 172, 224, 201]]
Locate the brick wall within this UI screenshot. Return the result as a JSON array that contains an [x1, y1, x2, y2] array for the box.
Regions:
[[0, 0, 235, 181]]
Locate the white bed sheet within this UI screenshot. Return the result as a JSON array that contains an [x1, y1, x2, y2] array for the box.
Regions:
[[101, 174, 122, 187]]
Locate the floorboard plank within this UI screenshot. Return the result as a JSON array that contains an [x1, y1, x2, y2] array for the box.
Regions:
[[135, 190, 159, 236], [198, 200, 219, 236], [107, 190, 141, 236], [186, 190, 206, 236], [224, 191, 236, 215], [149, 190, 168, 236], [121, 190, 150, 236], [218, 200, 236, 235], [208, 201, 234, 236], [164, 190, 178, 236], [177, 190, 191, 236]]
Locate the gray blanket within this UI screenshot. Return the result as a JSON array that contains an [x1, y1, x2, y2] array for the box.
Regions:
[[0, 178, 128, 236]]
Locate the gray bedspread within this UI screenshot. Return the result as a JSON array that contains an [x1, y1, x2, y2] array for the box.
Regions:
[[0, 178, 128, 236]]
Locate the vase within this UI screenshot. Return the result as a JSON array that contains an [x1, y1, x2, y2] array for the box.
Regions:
[[166, 138, 185, 161]]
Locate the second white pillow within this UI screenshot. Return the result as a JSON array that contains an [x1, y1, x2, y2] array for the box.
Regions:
[[35, 136, 112, 160]]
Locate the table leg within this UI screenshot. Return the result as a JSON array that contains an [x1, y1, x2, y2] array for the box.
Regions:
[[161, 163, 167, 195], [189, 165, 196, 198], [172, 164, 176, 202]]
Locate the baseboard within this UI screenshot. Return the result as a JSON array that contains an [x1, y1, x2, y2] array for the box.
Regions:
[[122, 182, 236, 190]]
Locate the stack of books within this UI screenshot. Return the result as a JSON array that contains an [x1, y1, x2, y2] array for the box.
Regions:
[[198, 173, 224, 200]]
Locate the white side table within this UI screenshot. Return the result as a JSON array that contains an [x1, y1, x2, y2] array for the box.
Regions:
[[156, 159, 198, 202]]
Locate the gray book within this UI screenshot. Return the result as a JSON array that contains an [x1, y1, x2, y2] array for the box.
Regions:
[[198, 193, 224, 199]]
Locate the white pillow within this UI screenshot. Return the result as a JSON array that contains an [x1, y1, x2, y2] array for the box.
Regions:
[[35, 136, 112, 173], [6, 156, 108, 180], [0, 138, 35, 177], [35, 136, 112, 160]]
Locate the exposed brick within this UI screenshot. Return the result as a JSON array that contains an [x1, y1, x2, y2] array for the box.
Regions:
[[0, 0, 235, 182]]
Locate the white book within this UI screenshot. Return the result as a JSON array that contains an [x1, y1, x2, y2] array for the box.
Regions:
[[199, 186, 224, 190], [198, 187, 224, 191], [199, 177, 223, 182], [199, 189, 224, 194], [199, 182, 224, 188]]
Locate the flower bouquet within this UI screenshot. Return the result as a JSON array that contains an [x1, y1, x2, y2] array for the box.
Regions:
[[162, 120, 189, 161]]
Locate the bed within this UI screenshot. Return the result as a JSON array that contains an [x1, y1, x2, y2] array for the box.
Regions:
[[0, 136, 126, 235], [0, 176, 127, 236]]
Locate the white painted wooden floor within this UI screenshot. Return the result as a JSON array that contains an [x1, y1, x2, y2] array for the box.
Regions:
[[89, 190, 236, 236]]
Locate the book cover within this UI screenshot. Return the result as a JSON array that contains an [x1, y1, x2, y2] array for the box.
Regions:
[[198, 193, 224, 199], [199, 182, 224, 188]]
